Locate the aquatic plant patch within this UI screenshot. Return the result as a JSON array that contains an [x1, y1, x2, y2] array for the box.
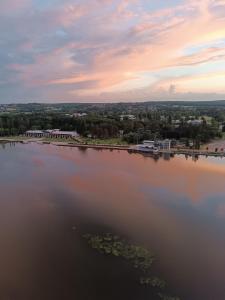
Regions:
[[83, 233, 180, 300]]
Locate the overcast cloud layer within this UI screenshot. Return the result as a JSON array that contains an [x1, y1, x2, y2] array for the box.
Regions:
[[1, 0, 225, 103]]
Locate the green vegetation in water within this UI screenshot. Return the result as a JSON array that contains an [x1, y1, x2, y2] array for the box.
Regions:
[[83, 233, 180, 300], [140, 277, 166, 289], [158, 293, 181, 300], [83, 233, 154, 271]]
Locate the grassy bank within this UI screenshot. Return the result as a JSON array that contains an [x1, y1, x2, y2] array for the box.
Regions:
[[0, 135, 129, 146], [0, 136, 31, 141], [82, 137, 128, 145]]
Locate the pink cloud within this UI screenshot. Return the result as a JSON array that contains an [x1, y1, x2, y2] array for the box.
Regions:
[[4, 0, 225, 101], [0, 0, 30, 14]]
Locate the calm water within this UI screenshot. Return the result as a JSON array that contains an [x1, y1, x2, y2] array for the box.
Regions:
[[1, 142, 225, 300]]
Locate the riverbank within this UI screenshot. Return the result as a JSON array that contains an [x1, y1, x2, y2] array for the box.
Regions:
[[0, 137, 130, 151], [1, 136, 225, 158], [202, 137, 225, 151]]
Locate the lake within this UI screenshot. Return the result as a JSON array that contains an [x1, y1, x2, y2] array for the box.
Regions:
[[0, 142, 225, 300]]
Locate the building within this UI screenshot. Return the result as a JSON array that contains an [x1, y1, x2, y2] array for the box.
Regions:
[[25, 130, 45, 138], [135, 141, 157, 153], [73, 113, 87, 118], [172, 120, 181, 128], [143, 139, 171, 150], [50, 130, 79, 138], [219, 124, 224, 132], [187, 119, 203, 126], [155, 139, 171, 150], [143, 140, 155, 147], [25, 129, 79, 139], [120, 114, 136, 121]]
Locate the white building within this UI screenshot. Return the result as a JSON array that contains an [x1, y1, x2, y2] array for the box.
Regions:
[[26, 129, 79, 139], [73, 113, 87, 118], [25, 130, 44, 137], [155, 139, 171, 150], [187, 119, 203, 126], [143, 140, 155, 147], [120, 114, 136, 121], [143, 139, 171, 150]]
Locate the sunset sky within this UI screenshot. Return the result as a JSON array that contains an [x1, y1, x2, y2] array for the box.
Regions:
[[1, 0, 225, 103]]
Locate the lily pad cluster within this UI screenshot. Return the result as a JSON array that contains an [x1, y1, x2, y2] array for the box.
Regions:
[[83, 233, 154, 271], [140, 277, 166, 289], [83, 233, 180, 300], [158, 294, 181, 300]]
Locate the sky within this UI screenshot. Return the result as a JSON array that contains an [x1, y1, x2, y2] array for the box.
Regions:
[[1, 0, 225, 103]]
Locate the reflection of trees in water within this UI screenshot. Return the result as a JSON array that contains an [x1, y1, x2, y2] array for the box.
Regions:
[[192, 154, 199, 162], [162, 153, 171, 161], [128, 152, 176, 162], [0, 141, 16, 149], [0, 142, 16, 149], [0, 142, 6, 149], [77, 147, 88, 155]]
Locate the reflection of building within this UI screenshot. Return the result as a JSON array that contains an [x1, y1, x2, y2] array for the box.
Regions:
[[25, 130, 79, 139], [163, 152, 171, 161]]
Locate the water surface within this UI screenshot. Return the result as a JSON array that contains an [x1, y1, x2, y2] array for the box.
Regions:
[[1, 143, 225, 300]]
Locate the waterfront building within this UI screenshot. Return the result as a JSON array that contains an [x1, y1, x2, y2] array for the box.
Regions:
[[155, 139, 171, 150], [143, 140, 155, 147], [135, 139, 171, 153], [25, 130, 45, 138], [143, 139, 171, 150], [25, 130, 79, 139]]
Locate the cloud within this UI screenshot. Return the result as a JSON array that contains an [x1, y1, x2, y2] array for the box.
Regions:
[[0, 0, 31, 14], [1, 0, 225, 102]]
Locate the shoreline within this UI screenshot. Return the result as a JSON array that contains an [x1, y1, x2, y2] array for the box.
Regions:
[[1, 137, 225, 158]]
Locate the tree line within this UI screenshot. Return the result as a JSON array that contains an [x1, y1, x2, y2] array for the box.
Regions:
[[0, 111, 222, 147]]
